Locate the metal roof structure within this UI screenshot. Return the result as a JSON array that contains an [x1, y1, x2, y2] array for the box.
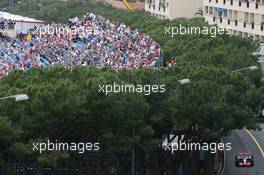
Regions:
[[0, 11, 44, 23]]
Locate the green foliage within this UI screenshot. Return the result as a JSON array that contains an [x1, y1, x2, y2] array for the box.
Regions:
[[37, 151, 69, 167], [0, 63, 262, 172], [0, 117, 22, 142], [0, 0, 263, 172], [0, 64, 262, 149]]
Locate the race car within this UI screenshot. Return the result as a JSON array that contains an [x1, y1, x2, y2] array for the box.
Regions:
[[235, 152, 254, 167]]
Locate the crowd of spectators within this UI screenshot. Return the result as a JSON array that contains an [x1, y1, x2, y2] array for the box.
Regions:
[[0, 18, 15, 30], [0, 12, 162, 78]]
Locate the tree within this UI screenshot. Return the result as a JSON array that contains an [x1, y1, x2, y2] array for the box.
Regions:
[[0, 64, 263, 174], [0, 1, 263, 173]]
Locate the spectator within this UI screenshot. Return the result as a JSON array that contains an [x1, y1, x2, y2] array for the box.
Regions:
[[0, 18, 16, 30], [0, 12, 162, 78]]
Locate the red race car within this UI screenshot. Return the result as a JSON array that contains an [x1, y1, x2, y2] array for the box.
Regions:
[[235, 152, 254, 167]]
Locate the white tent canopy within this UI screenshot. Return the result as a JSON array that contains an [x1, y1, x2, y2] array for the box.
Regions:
[[0, 11, 44, 33], [0, 11, 44, 23]]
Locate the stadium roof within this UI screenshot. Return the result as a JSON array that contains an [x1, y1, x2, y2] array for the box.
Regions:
[[0, 11, 44, 23]]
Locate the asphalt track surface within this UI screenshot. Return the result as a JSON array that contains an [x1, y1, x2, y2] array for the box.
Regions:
[[223, 125, 264, 175]]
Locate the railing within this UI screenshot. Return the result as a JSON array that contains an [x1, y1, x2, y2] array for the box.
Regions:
[[206, 0, 264, 7]]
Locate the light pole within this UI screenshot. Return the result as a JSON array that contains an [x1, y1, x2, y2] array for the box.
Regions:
[[178, 78, 191, 85], [0, 94, 29, 102], [232, 65, 258, 73]]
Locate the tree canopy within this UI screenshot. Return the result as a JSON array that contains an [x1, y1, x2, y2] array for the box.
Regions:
[[0, 62, 263, 174], [0, 0, 263, 174]]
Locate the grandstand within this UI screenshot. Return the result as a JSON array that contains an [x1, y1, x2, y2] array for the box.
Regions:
[[0, 12, 162, 78]]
